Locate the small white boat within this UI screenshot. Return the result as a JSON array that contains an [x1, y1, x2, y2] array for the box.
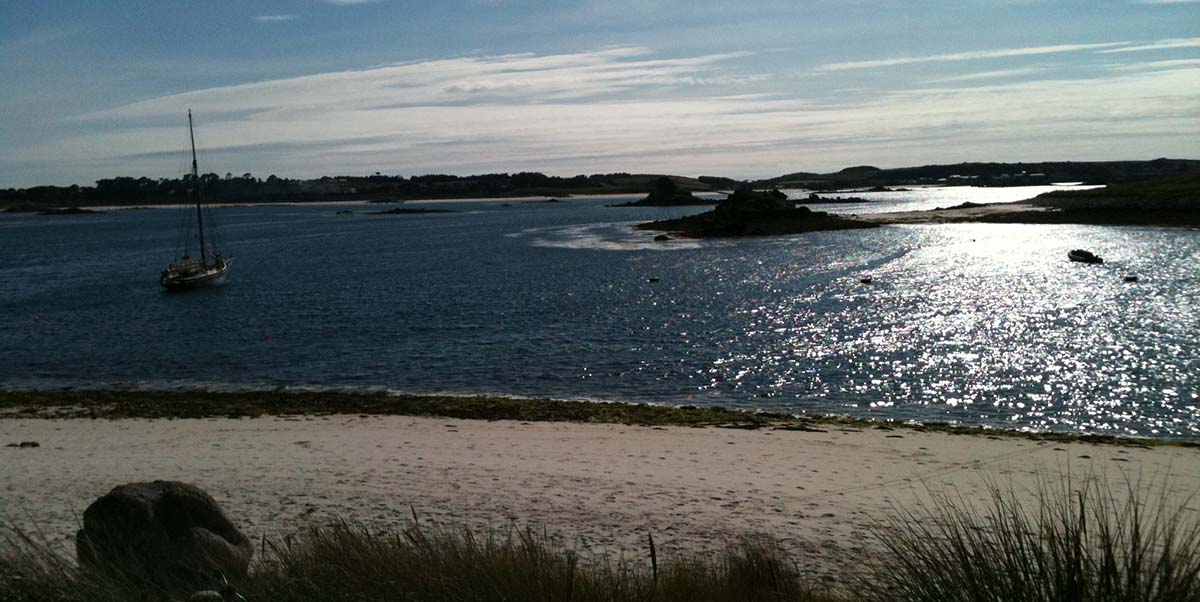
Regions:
[[160, 111, 231, 290]]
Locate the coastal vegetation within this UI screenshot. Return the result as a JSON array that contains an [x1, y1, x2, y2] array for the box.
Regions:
[[1022, 172, 1200, 226], [3, 474, 1197, 601]]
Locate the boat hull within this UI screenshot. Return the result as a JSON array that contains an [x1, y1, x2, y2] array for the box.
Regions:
[[160, 260, 231, 290]]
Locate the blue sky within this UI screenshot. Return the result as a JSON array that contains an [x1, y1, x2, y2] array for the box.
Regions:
[[2, 1, 1198, 187]]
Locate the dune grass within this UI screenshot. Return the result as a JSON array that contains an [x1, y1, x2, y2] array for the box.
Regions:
[[3, 475, 1198, 601], [860, 475, 1200, 602]]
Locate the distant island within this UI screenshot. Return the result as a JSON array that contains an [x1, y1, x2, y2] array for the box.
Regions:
[[611, 176, 714, 207], [4, 159, 1197, 213], [637, 187, 878, 238], [764, 158, 1200, 191], [639, 173, 1200, 238]]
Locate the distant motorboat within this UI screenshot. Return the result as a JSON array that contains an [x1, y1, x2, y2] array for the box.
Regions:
[[1068, 249, 1103, 264], [160, 110, 231, 290]]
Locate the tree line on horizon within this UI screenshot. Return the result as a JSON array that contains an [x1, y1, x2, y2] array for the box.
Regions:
[[1, 171, 727, 209], [4, 158, 1198, 209]]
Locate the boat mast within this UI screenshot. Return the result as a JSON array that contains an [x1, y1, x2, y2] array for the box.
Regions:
[[189, 110, 208, 267]]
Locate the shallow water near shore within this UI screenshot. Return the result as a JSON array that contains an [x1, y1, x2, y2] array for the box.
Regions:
[[1, 186, 1197, 440]]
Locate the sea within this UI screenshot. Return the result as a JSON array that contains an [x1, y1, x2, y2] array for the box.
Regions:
[[1, 185, 1197, 441]]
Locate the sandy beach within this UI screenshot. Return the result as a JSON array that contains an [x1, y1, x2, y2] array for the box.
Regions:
[[3, 415, 1197, 580], [857, 201, 1056, 224]]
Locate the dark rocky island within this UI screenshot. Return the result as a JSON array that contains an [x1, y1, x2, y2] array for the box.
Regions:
[[613, 176, 714, 207], [637, 187, 879, 238]]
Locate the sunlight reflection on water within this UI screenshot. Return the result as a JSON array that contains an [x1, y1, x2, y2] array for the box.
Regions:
[[1, 194, 1196, 440]]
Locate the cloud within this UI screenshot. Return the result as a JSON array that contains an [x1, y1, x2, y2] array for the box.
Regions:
[[1107, 58, 1200, 70], [12, 47, 1199, 184], [925, 66, 1053, 83], [253, 15, 298, 23], [816, 42, 1127, 71], [1097, 37, 1200, 53]]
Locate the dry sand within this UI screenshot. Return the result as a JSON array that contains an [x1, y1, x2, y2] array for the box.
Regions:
[[2, 416, 1197, 579]]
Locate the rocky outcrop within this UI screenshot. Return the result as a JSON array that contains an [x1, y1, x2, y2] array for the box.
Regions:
[[637, 186, 878, 238], [76, 481, 252, 591], [715, 187, 791, 213]]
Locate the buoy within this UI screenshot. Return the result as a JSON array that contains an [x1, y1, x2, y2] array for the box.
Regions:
[[264, 331, 272, 340], [33, 314, 39, 321]]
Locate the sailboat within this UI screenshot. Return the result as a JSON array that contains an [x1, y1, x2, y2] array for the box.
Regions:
[[160, 110, 231, 290]]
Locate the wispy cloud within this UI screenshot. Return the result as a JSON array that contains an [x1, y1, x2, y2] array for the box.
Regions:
[[253, 15, 298, 23], [69, 47, 753, 122], [816, 42, 1126, 71], [1097, 37, 1200, 53], [925, 66, 1052, 83], [13, 48, 1199, 183], [1107, 58, 1200, 70]]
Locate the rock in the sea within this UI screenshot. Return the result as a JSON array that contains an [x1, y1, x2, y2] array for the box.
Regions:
[[653, 234, 671, 241], [715, 186, 792, 213], [634, 184, 878, 238], [76, 481, 252, 591]]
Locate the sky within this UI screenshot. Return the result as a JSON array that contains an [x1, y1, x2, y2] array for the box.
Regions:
[[1, 1, 1198, 188]]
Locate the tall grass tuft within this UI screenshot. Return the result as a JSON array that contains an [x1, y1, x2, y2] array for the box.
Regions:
[[248, 522, 826, 602], [860, 474, 1200, 602], [1, 520, 830, 602]]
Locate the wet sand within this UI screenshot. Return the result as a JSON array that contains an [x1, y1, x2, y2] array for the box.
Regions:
[[2, 416, 1197, 579]]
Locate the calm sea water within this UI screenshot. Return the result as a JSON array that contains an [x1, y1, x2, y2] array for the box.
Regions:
[[2, 186, 1197, 440]]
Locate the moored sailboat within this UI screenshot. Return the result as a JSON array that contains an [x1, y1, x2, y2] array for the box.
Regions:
[[160, 110, 231, 290]]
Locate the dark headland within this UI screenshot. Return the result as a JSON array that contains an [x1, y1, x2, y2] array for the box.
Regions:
[[862, 172, 1200, 227]]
